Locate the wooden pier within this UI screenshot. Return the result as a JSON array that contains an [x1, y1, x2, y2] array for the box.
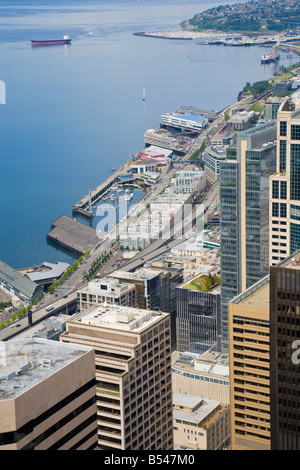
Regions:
[[46, 215, 104, 256]]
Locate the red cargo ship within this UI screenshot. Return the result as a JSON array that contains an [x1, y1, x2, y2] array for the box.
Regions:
[[31, 35, 72, 47]]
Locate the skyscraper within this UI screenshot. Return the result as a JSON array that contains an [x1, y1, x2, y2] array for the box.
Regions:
[[269, 250, 300, 450], [0, 339, 97, 450], [220, 120, 276, 350], [269, 91, 300, 266], [228, 276, 271, 450], [60, 304, 173, 450]]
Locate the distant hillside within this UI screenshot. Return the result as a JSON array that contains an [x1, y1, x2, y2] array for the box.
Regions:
[[186, 0, 300, 33]]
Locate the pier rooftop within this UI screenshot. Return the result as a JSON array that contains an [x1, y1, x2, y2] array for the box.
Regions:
[[47, 215, 103, 256]]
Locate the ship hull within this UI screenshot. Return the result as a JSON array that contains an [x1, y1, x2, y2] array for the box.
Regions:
[[31, 39, 72, 47]]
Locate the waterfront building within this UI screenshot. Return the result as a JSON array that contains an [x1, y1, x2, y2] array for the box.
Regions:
[[120, 192, 191, 250], [171, 350, 229, 404], [220, 120, 276, 351], [172, 392, 230, 450], [0, 260, 43, 306], [176, 105, 217, 122], [60, 304, 173, 450], [143, 128, 191, 154], [269, 92, 300, 266], [161, 112, 208, 134], [269, 251, 300, 450], [77, 277, 136, 312], [0, 338, 97, 450], [139, 145, 173, 162], [203, 145, 227, 182], [176, 273, 221, 354], [25, 261, 70, 286], [169, 169, 206, 195], [228, 275, 271, 450]]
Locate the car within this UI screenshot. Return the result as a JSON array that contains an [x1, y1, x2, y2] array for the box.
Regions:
[[63, 295, 68, 298]]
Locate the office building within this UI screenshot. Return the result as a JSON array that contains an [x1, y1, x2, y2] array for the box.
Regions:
[[173, 393, 230, 450], [176, 273, 221, 354], [220, 120, 276, 350], [169, 169, 206, 195], [228, 276, 271, 450], [269, 92, 300, 266], [203, 145, 226, 182], [269, 251, 300, 450], [0, 338, 97, 450], [60, 304, 173, 450], [172, 350, 229, 404], [77, 277, 136, 312], [109, 268, 171, 313]]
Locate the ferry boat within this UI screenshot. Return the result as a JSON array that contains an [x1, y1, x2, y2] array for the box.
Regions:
[[31, 35, 72, 47]]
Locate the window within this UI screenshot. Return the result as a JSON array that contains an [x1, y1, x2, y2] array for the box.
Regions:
[[272, 202, 279, 218], [280, 140, 287, 172], [291, 124, 300, 141], [280, 121, 287, 137]]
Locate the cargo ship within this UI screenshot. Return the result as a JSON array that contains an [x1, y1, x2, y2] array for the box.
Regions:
[[261, 52, 279, 64], [31, 35, 72, 47]]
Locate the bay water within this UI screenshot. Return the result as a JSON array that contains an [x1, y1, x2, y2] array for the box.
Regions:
[[0, 0, 298, 268]]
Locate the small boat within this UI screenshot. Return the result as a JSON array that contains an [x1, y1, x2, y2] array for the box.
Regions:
[[123, 189, 133, 201], [112, 167, 115, 171], [142, 88, 145, 101]]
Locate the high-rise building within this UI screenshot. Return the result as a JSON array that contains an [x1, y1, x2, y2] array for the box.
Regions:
[[77, 277, 136, 312], [228, 276, 271, 450], [269, 250, 300, 450], [109, 268, 170, 313], [60, 304, 173, 450], [220, 120, 276, 350], [175, 274, 221, 354], [269, 92, 300, 266], [0, 338, 97, 450]]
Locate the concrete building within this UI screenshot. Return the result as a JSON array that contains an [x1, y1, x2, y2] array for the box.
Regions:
[[203, 145, 227, 182], [227, 110, 255, 131], [77, 277, 136, 312], [0, 260, 43, 306], [109, 268, 170, 314], [0, 338, 97, 450], [171, 350, 229, 404], [264, 96, 286, 120], [220, 120, 276, 351], [173, 393, 230, 450], [60, 304, 173, 450], [176, 273, 221, 354], [269, 91, 300, 266], [228, 276, 270, 451], [169, 169, 206, 195]]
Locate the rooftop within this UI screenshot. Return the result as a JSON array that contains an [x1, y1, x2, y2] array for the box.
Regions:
[[110, 268, 164, 281], [70, 304, 168, 332], [0, 338, 93, 400], [229, 274, 270, 309], [0, 260, 42, 300], [173, 392, 220, 425], [172, 350, 229, 379]]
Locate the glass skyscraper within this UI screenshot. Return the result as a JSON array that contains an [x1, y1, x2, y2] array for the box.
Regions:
[[220, 121, 277, 351]]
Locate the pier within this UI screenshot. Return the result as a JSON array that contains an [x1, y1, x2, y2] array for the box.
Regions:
[[46, 215, 103, 256]]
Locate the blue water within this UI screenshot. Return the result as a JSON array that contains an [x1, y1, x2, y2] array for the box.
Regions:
[[0, 0, 298, 268]]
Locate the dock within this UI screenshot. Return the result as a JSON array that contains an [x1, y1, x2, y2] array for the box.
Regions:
[[46, 215, 103, 256], [72, 171, 136, 217]]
